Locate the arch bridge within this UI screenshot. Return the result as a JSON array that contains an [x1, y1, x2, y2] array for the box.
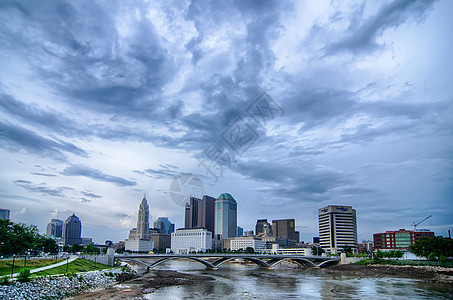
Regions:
[[115, 254, 339, 270]]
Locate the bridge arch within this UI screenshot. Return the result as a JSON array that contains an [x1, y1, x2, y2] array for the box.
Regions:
[[212, 257, 271, 268], [150, 256, 217, 269], [266, 257, 317, 268], [117, 258, 154, 269], [317, 259, 339, 268]]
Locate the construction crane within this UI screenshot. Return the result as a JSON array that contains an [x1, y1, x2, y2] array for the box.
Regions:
[[411, 215, 432, 231]]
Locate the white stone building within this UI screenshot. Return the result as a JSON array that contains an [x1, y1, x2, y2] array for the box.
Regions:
[[229, 236, 266, 253], [171, 228, 212, 254]]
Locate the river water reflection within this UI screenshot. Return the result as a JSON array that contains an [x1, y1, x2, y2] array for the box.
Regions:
[[138, 260, 453, 299]]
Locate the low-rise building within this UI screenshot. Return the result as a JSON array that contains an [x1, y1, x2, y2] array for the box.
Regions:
[[373, 229, 434, 250], [171, 228, 212, 254], [150, 233, 171, 250], [358, 240, 373, 253], [125, 239, 154, 252], [229, 236, 266, 253]]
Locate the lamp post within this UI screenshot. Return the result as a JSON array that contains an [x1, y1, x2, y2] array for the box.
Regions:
[[11, 255, 15, 277]]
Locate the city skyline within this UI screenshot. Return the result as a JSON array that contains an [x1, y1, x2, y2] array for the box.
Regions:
[[0, 0, 452, 245]]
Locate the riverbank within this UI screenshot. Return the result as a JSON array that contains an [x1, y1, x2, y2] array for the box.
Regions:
[[66, 270, 214, 299], [0, 269, 120, 299], [313, 264, 453, 283]]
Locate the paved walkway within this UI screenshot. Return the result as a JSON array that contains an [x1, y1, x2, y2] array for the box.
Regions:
[[11, 257, 78, 277]]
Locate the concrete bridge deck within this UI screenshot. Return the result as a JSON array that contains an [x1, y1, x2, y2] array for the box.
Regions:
[[116, 254, 340, 270]]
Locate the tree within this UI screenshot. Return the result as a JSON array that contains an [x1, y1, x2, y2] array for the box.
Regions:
[[34, 235, 58, 254], [311, 246, 325, 255], [409, 236, 453, 260], [0, 219, 40, 255], [342, 246, 353, 254], [84, 243, 100, 254], [245, 247, 255, 254], [375, 250, 384, 259], [70, 243, 84, 253]]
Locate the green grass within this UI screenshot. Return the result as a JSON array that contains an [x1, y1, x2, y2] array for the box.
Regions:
[[0, 258, 65, 276], [355, 259, 453, 268], [33, 258, 113, 276]]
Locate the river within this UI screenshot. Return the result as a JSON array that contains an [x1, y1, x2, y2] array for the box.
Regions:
[[132, 260, 453, 299]]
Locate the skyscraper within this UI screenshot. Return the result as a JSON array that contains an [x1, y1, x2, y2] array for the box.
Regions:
[[318, 205, 357, 254], [237, 226, 244, 237], [184, 203, 191, 228], [215, 193, 237, 238], [46, 219, 63, 238], [255, 219, 273, 237], [137, 196, 150, 239], [125, 196, 154, 252], [272, 219, 296, 240], [153, 217, 175, 234], [62, 214, 82, 245], [184, 195, 215, 233], [185, 197, 200, 228], [0, 209, 10, 220], [198, 195, 215, 233]]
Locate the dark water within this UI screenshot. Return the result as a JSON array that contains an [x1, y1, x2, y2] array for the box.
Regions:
[[136, 261, 453, 300]]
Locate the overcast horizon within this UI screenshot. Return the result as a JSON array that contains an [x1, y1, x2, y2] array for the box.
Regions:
[[1, 0, 452, 245]]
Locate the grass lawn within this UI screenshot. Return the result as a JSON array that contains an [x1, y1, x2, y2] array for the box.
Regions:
[[0, 258, 65, 276], [356, 259, 453, 268], [33, 258, 113, 276]]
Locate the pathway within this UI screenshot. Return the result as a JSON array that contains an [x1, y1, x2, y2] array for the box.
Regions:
[[10, 257, 78, 277]]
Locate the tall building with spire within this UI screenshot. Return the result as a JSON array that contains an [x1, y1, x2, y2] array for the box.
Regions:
[[125, 196, 154, 252]]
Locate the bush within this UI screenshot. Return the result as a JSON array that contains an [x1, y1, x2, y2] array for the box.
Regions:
[[0, 275, 11, 286], [17, 269, 31, 283], [428, 252, 437, 261]]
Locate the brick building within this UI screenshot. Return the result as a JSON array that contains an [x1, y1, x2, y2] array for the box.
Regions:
[[373, 229, 434, 250]]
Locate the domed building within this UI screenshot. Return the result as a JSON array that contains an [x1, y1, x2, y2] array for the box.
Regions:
[[214, 193, 237, 238]]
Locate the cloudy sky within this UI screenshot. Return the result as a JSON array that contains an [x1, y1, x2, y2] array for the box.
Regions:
[[1, 0, 452, 244]]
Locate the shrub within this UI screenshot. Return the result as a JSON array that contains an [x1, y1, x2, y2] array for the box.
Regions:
[[121, 266, 130, 273], [0, 275, 11, 286], [17, 268, 31, 283]]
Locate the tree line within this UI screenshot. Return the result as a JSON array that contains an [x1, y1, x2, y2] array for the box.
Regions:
[[409, 236, 453, 261], [0, 219, 58, 255]]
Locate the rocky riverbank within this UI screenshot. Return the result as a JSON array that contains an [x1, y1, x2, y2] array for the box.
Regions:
[[66, 270, 215, 299], [313, 264, 453, 283], [0, 269, 121, 300]]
